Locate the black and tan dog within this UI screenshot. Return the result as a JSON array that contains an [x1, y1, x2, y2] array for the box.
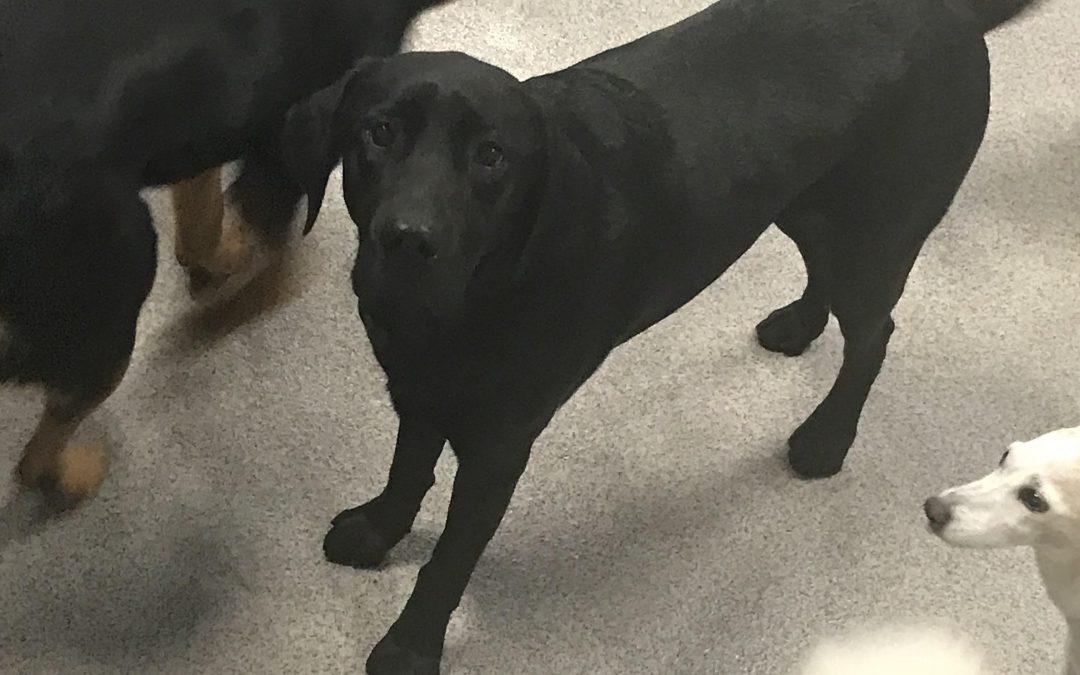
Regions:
[[0, 0, 446, 506], [283, 0, 1044, 671]]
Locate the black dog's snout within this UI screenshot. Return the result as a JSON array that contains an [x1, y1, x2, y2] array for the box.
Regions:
[[379, 220, 438, 260], [923, 495, 952, 532]]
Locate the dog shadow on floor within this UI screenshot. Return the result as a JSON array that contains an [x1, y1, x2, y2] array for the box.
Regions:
[[0, 492, 53, 551], [0, 500, 247, 669], [0, 395, 249, 669]]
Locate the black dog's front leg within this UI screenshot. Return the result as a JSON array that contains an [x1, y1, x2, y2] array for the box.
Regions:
[[325, 415, 445, 568], [367, 437, 531, 675]]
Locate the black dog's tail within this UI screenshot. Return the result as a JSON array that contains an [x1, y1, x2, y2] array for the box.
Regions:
[[969, 0, 1047, 32]]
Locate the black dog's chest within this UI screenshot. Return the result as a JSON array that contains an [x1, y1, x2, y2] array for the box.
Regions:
[[359, 301, 458, 407], [359, 292, 603, 434]]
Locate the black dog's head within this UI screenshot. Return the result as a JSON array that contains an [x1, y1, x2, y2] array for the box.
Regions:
[[282, 52, 547, 318]]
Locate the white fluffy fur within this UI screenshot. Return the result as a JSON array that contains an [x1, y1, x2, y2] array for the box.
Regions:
[[799, 625, 989, 675]]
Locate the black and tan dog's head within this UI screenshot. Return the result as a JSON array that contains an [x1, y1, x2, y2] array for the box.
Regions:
[[282, 52, 548, 318]]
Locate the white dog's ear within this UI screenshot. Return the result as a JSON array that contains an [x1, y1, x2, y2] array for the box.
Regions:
[[281, 58, 381, 233]]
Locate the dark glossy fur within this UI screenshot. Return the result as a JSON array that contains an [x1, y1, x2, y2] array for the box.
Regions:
[[283, 0, 1041, 672], [0, 0, 444, 496]]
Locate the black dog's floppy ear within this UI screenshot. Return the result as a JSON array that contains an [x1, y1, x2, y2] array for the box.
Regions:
[[281, 60, 376, 234], [513, 113, 611, 283]]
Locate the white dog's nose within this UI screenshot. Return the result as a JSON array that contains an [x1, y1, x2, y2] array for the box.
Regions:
[[924, 496, 953, 532]]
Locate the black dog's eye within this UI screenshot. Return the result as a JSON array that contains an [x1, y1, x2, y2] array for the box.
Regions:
[[475, 141, 504, 168], [367, 119, 397, 149], [999, 450, 1010, 467], [1018, 486, 1049, 513]]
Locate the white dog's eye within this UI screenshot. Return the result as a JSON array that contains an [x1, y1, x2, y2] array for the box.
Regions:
[[999, 450, 1010, 467], [1018, 486, 1049, 513]]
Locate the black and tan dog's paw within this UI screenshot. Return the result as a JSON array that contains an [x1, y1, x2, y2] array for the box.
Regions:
[[15, 443, 108, 509]]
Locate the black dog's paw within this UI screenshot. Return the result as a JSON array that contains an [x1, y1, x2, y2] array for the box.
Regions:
[[755, 300, 828, 357], [366, 633, 440, 675], [324, 507, 394, 569], [786, 416, 853, 479]]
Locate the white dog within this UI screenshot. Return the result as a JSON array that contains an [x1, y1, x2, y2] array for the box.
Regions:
[[923, 425, 1080, 675], [795, 426, 1080, 674]]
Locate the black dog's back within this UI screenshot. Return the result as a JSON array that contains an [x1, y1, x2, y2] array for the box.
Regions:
[[523, 0, 993, 338], [569, 0, 989, 204], [585, 0, 987, 101]]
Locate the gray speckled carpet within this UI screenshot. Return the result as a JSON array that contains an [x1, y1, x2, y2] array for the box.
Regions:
[[2, 1, 1078, 673]]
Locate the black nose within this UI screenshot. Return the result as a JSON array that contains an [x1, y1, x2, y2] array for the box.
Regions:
[[379, 220, 438, 260], [924, 496, 952, 532]]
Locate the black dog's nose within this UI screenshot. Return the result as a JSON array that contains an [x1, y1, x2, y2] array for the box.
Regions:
[[924, 495, 952, 532], [379, 220, 438, 260]]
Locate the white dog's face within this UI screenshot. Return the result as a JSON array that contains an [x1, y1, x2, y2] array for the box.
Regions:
[[925, 426, 1080, 549]]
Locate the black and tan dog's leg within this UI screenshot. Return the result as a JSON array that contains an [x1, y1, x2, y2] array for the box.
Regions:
[[169, 149, 303, 303], [170, 166, 226, 295], [225, 145, 305, 255], [171, 166, 225, 270], [15, 358, 129, 506], [170, 161, 272, 302], [365, 433, 532, 675], [11, 178, 156, 506]]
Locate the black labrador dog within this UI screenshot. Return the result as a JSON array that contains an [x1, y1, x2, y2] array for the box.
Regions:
[[0, 0, 446, 505], [283, 0, 1041, 671]]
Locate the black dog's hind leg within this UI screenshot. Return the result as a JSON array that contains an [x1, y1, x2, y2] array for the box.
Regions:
[[365, 430, 533, 675], [324, 415, 446, 569], [169, 144, 303, 302], [782, 45, 989, 479], [756, 209, 832, 356], [785, 184, 948, 479], [785, 241, 905, 479]]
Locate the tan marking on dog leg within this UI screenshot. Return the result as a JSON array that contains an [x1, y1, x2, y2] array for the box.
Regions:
[[214, 201, 265, 274], [14, 358, 129, 506], [55, 443, 108, 503], [170, 167, 225, 270], [185, 194, 279, 304], [15, 400, 83, 490]]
